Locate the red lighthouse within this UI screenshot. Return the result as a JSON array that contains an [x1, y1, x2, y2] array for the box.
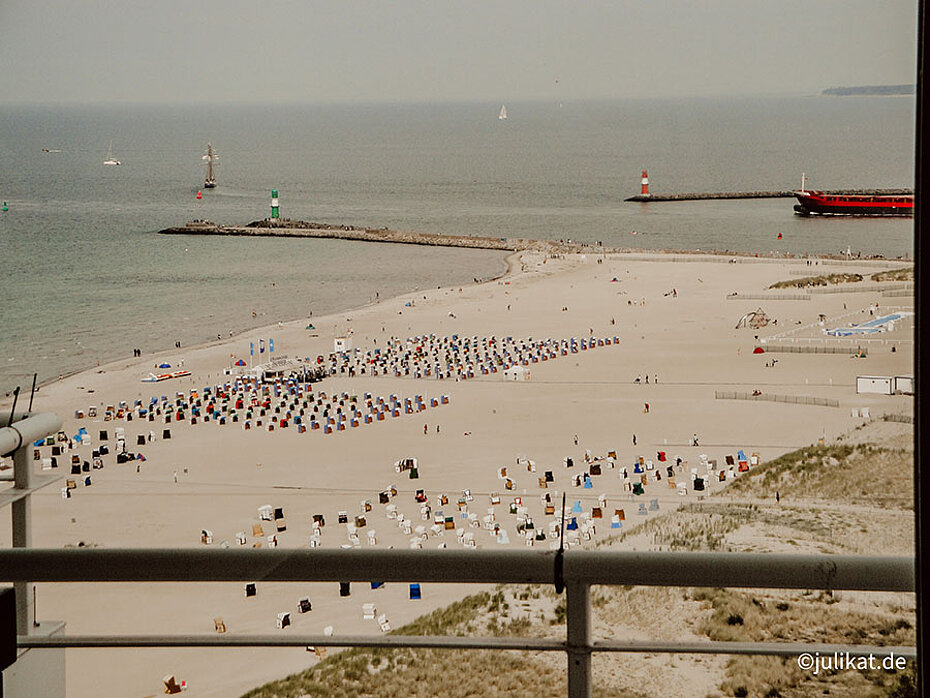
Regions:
[[641, 170, 649, 196]]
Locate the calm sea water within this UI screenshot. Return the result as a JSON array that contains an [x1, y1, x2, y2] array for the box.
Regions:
[[0, 97, 915, 388]]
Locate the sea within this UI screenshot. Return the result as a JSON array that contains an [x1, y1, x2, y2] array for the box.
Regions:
[[0, 96, 915, 390]]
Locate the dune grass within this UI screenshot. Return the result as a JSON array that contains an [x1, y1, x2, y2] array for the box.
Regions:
[[769, 273, 862, 289]]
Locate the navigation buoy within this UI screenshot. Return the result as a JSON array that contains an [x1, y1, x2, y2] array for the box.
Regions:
[[777, 232, 782, 240], [196, 191, 202, 200], [641, 170, 649, 196], [1, 202, 7, 212]]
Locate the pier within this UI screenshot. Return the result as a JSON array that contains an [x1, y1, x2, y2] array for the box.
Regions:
[[158, 219, 586, 254], [624, 188, 913, 202]]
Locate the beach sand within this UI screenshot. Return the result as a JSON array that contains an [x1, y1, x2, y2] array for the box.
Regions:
[[2, 250, 913, 697]]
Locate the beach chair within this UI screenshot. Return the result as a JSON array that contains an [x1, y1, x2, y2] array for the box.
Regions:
[[163, 675, 183, 695], [378, 614, 392, 632], [276, 612, 290, 629], [363, 603, 376, 620], [214, 617, 226, 633], [339, 582, 351, 597], [245, 583, 257, 597], [298, 597, 312, 614]]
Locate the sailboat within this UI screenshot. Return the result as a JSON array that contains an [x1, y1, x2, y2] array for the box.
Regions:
[[498, 105, 508, 120], [103, 140, 121, 166], [202, 142, 217, 188]]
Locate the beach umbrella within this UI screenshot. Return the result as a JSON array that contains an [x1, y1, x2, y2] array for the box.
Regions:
[[159, 363, 172, 369], [235, 359, 246, 366]]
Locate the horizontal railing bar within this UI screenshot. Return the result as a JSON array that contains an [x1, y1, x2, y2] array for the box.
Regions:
[[566, 551, 915, 591], [17, 635, 916, 660], [0, 550, 914, 592], [18, 634, 563, 650], [592, 640, 917, 659]]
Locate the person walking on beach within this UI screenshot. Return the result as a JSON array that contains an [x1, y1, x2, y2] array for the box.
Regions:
[[776, 491, 780, 504], [573, 434, 578, 446], [643, 403, 650, 414], [632, 434, 637, 446], [692, 433, 699, 447], [424, 423, 428, 435]]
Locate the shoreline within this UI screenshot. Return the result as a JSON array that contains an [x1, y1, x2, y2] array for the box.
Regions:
[[7, 246, 911, 399], [161, 219, 912, 262]]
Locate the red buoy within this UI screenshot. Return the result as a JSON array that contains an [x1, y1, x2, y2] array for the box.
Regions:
[[197, 191, 202, 199], [777, 232, 782, 240]]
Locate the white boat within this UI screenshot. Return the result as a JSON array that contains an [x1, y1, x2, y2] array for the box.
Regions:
[[498, 105, 507, 120], [103, 140, 121, 166], [202, 142, 217, 188], [141, 370, 191, 383]]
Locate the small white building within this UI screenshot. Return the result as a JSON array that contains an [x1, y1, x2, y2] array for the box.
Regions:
[[856, 376, 894, 395], [894, 375, 914, 395], [334, 336, 353, 353]]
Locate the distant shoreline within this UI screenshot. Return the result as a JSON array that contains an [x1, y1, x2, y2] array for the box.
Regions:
[[822, 84, 915, 97]]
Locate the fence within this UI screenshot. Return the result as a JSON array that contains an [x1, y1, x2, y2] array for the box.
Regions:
[[715, 391, 840, 408], [809, 282, 914, 295], [0, 548, 916, 698], [727, 293, 811, 301], [758, 344, 862, 355], [882, 413, 915, 424]]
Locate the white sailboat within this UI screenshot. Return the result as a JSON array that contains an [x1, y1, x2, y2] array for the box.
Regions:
[[498, 104, 508, 120], [103, 140, 121, 166], [202, 142, 217, 188]]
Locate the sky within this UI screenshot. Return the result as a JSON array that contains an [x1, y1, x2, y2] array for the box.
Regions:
[[0, 1, 918, 105]]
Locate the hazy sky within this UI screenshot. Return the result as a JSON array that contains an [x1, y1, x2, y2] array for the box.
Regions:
[[0, 1, 917, 104]]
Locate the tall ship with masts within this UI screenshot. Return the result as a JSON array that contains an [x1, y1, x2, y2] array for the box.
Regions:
[[202, 143, 217, 188]]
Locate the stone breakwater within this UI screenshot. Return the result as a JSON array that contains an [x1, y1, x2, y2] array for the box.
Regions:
[[158, 218, 592, 254], [624, 188, 913, 202]]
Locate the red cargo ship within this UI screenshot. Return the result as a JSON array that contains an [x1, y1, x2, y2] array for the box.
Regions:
[[792, 174, 913, 216], [793, 190, 913, 216]]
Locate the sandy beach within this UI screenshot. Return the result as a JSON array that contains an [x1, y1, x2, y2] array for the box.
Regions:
[[1, 249, 914, 697]]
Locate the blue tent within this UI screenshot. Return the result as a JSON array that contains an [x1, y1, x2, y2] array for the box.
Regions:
[[159, 363, 171, 369]]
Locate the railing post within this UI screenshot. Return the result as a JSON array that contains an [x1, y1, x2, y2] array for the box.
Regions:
[[12, 444, 34, 636], [566, 581, 591, 698]]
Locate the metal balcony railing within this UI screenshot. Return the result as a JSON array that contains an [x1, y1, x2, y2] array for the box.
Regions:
[[0, 548, 916, 698]]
